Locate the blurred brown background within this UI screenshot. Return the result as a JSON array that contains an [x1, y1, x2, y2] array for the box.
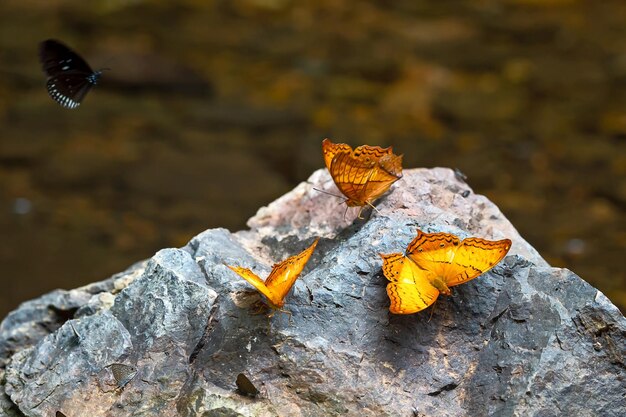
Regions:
[[0, 0, 624, 318]]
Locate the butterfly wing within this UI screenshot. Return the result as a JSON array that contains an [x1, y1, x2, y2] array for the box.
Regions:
[[46, 76, 93, 109], [352, 143, 394, 159], [381, 253, 440, 314], [355, 155, 403, 205], [236, 373, 259, 397], [110, 363, 137, 389], [444, 237, 512, 287], [405, 230, 461, 279], [39, 39, 94, 77], [227, 265, 276, 305], [39, 39, 94, 76], [322, 138, 353, 171], [39, 39, 100, 108], [264, 238, 319, 306], [322, 138, 395, 170], [328, 150, 378, 206], [378, 153, 403, 178], [324, 139, 403, 207]]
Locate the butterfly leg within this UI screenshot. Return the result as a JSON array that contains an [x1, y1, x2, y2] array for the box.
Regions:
[[266, 314, 272, 334], [251, 300, 270, 315], [279, 309, 293, 325], [365, 201, 381, 216], [343, 205, 351, 221]]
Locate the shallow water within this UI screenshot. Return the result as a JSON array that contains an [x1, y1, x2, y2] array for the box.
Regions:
[[0, 1, 624, 317]]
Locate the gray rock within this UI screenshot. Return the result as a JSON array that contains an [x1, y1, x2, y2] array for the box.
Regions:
[[0, 168, 624, 417]]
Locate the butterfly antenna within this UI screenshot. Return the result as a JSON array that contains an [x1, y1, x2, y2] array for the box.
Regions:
[[313, 187, 348, 212], [312, 187, 344, 201], [99, 54, 118, 71]]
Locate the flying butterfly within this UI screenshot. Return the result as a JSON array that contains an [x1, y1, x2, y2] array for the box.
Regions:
[[39, 39, 105, 109], [321, 138, 403, 217], [226, 238, 319, 313], [380, 230, 511, 314]]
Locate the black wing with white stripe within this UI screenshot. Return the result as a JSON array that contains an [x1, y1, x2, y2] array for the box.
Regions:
[[39, 39, 102, 109]]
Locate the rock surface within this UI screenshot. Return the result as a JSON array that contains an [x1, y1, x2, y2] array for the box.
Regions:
[[1, 168, 624, 417]]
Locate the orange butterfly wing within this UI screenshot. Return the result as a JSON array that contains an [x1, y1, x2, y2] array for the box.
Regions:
[[227, 265, 277, 304], [322, 138, 352, 171], [228, 239, 319, 309], [380, 252, 440, 314], [443, 237, 512, 287], [378, 153, 403, 177], [352, 143, 394, 159], [264, 238, 319, 304], [406, 230, 461, 280], [322, 138, 403, 207], [381, 230, 511, 314], [406, 229, 511, 290], [342, 154, 403, 207], [329, 150, 379, 206]]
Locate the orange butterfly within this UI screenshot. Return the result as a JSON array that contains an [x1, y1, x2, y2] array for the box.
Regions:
[[227, 238, 319, 311], [380, 230, 511, 314], [322, 138, 403, 216]]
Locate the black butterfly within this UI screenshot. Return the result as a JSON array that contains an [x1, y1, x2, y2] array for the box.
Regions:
[[39, 39, 104, 109]]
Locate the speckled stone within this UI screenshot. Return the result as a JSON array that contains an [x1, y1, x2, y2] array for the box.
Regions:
[[1, 168, 624, 417]]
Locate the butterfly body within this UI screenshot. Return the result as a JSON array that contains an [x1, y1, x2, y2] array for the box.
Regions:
[[381, 230, 511, 314], [227, 239, 319, 310], [322, 138, 403, 210], [39, 39, 103, 109]]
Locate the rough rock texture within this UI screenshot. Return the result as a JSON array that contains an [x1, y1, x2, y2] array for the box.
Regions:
[[1, 168, 624, 417]]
